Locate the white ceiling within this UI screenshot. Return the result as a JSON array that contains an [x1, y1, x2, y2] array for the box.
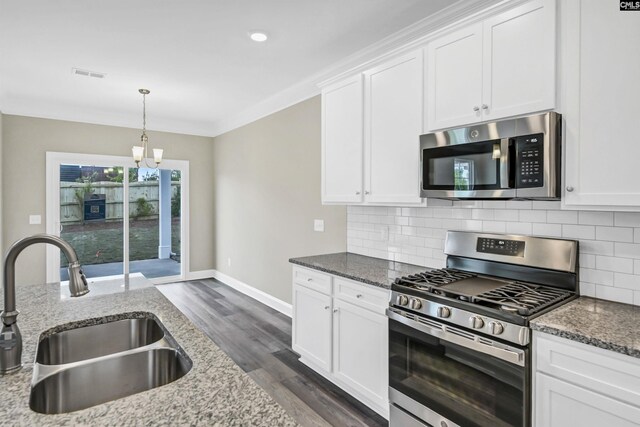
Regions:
[[0, 0, 461, 136]]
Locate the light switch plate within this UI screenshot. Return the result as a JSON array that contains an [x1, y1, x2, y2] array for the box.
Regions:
[[314, 219, 325, 232], [29, 215, 42, 225]]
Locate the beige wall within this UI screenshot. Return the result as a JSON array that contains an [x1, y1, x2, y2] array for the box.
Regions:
[[0, 112, 3, 259], [212, 96, 346, 304], [1, 115, 215, 285]]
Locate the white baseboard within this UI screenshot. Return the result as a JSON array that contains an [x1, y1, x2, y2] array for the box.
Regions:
[[185, 269, 292, 317]]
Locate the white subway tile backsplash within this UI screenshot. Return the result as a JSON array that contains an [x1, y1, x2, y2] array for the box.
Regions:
[[562, 224, 595, 240], [532, 200, 562, 210], [453, 200, 483, 208], [595, 226, 633, 242], [614, 242, 640, 259], [595, 285, 634, 304], [519, 210, 547, 223], [494, 209, 519, 222], [506, 222, 533, 235], [580, 240, 615, 256], [482, 201, 507, 209], [614, 212, 640, 227], [532, 223, 562, 237], [580, 268, 614, 286], [482, 221, 507, 233], [580, 282, 596, 297], [595, 256, 633, 274], [580, 254, 596, 269], [547, 210, 578, 224], [506, 200, 533, 209], [347, 204, 640, 305], [613, 272, 640, 291], [578, 211, 614, 226], [472, 209, 495, 220]]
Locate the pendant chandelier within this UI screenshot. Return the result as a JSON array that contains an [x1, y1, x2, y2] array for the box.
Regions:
[[131, 88, 163, 168]]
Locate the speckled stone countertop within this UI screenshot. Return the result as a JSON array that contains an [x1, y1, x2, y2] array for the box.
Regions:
[[0, 278, 297, 426], [289, 252, 427, 289], [531, 297, 640, 359]]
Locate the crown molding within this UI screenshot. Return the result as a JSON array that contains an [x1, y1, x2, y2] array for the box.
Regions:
[[208, 0, 523, 137]]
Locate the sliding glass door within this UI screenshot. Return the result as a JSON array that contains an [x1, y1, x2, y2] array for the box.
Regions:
[[46, 153, 189, 284]]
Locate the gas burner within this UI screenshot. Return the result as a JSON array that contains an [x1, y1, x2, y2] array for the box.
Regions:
[[474, 282, 573, 316]]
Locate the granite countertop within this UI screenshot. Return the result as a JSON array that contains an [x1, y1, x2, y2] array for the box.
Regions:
[[0, 277, 296, 426], [531, 296, 640, 359], [289, 252, 427, 289]]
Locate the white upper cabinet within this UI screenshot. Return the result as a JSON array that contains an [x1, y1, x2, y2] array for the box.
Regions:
[[562, 0, 640, 209], [427, 23, 483, 130], [321, 50, 424, 206], [426, 0, 556, 131], [364, 50, 423, 205], [482, 0, 556, 120], [321, 75, 364, 203]]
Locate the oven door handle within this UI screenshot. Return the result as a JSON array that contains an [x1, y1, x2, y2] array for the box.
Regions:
[[387, 309, 526, 367]]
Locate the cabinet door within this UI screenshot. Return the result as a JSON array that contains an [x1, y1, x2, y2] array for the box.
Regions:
[[426, 23, 483, 130], [535, 373, 640, 427], [332, 298, 388, 411], [482, 0, 556, 121], [292, 284, 332, 372], [322, 75, 364, 203], [364, 50, 423, 205], [562, 0, 640, 208]]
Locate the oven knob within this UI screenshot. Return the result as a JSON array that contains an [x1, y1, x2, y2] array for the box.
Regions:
[[469, 316, 484, 329], [396, 295, 409, 306], [436, 306, 451, 318], [489, 321, 504, 335], [410, 298, 423, 310]]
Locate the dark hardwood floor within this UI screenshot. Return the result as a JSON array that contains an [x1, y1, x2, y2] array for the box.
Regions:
[[158, 279, 388, 427]]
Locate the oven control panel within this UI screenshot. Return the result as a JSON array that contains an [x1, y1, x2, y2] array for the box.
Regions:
[[476, 238, 525, 257], [515, 133, 544, 188]]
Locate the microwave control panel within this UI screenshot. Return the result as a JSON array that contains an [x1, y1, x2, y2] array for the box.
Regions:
[[516, 133, 544, 188]]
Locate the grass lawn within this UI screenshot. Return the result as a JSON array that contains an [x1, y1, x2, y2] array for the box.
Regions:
[[61, 218, 181, 266]]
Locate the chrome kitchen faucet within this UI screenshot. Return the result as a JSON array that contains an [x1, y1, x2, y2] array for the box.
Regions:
[[0, 234, 89, 374]]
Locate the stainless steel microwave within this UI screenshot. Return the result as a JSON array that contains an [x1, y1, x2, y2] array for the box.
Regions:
[[420, 112, 561, 200]]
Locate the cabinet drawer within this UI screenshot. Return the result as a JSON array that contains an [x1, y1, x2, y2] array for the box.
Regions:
[[335, 277, 389, 314], [534, 332, 640, 407], [292, 266, 332, 295]]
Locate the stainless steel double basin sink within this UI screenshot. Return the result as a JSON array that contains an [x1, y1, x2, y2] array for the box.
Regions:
[[29, 313, 192, 414]]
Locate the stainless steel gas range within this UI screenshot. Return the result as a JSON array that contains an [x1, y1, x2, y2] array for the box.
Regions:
[[387, 231, 578, 427]]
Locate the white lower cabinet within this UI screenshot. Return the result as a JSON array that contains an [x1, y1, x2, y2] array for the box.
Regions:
[[291, 266, 389, 418], [333, 298, 388, 412], [292, 284, 332, 373], [533, 332, 640, 427]]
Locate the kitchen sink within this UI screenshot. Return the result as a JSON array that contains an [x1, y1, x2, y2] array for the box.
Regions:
[[30, 347, 191, 414], [36, 317, 165, 365], [29, 313, 192, 414]]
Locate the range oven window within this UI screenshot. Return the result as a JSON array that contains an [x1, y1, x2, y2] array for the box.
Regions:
[[389, 319, 528, 427], [423, 140, 502, 191]]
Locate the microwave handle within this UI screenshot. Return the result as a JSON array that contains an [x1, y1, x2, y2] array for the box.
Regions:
[[499, 138, 513, 189]]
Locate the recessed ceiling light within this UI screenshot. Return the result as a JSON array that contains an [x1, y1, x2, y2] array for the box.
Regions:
[[249, 31, 268, 42]]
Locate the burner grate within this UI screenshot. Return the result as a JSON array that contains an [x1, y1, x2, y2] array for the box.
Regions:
[[394, 269, 476, 290], [473, 282, 573, 316]]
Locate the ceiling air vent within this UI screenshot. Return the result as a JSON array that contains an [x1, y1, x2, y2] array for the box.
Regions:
[[72, 68, 106, 79]]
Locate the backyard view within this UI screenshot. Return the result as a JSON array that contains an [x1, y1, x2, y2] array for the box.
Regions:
[[59, 165, 181, 279]]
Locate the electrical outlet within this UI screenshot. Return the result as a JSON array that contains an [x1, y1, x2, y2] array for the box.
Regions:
[[314, 219, 325, 232], [227, 257, 231, 267], [29, 215, 42, 225]]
